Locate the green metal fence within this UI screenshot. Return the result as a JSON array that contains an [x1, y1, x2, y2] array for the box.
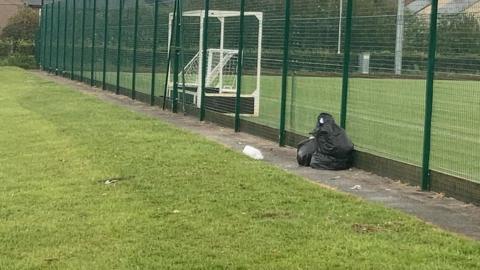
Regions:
[[38, 0, 480, 199]]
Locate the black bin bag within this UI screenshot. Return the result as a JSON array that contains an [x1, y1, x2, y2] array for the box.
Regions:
[[296, 138, 316, 166], [310, 113, 354, 170]]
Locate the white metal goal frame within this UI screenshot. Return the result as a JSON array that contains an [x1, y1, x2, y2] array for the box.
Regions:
[[167, 9, 263, 116]]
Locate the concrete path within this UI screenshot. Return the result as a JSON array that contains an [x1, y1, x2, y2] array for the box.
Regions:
[[35, 71, 480, 240]]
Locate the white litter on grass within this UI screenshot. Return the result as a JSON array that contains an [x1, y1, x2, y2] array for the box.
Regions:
[[242, 145, 264, 160], [350, 185, 362, 190], [104, 180, 118, 185]]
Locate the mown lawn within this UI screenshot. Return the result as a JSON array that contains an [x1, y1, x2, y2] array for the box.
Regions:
[[2, 66, 479, 269]]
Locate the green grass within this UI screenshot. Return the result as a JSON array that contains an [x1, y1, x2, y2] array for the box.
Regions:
[[1, 66, 480, 269], [97, 70, 479, 182]]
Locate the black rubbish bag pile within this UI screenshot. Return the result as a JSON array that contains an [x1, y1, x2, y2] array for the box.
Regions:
[[297, 113, 354, 170]]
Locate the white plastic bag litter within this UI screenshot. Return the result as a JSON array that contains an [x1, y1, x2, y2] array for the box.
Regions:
[[243, 145, 264, 160]]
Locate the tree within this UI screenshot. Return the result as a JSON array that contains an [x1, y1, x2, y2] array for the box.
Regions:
[[1, 7, 39, 51], [437, 13, 480, 55]]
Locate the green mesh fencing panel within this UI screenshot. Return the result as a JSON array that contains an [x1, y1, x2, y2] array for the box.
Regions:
[[91, 0, 104, 85], [285, 1, 347, 135], [82, 0, 93, 82], [153, 1, 174, 99], [172, 0, 201, 108], [104, 0, 120, 88], [62, 0, 71, 75], [91, 0, 101, 84], [345, 1, 430, 166], [66, 0, 75, 76], [54, 1, 62, 72], [133, 0, 155, 96], [48, 2, 58, 71], [431, 1, 480, 183], [44, 1, 51, 70], [198, 0, 241, 120], [161, 0, 179, 106], [118, 0, 136, 91], [50, 1, 59, 72], [69, 0, 77, 77], [80, 0, 87, 79], [61, 0, 70, 74], [42, 3, 50, 70], [58, 1, 64, 71], [73, 1, 83, 78], [239, 0, 286, 134]]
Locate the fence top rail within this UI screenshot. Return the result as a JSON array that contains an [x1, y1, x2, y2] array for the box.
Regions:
[[178, 10, 263, 19]]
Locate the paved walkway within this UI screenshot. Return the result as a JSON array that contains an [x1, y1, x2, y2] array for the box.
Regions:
[[36, 71, 480, 240]]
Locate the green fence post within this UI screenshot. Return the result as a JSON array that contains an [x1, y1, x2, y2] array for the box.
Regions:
[[116, 0, 124, 95], [289, 71, 297, 128], [37, 2, 41, 66], [47, 1, 51, 71], [234, 0, 246, 132], [199, 0, 210, 121], [90, 0, 97, 86], [150, 0, 159, 105], [162, 0, 177, 110], [63, 0, 68, 74], [340, 0, 353, 129], [421, 0, 439, 191], [71, 0, 76, 79], [45, 2, 48, 70], [39, 0, 43, 69], [171, 0, 182, 113], [55, 1, 61, 75], [102, 0, 109, 90], [80, 0, 86, 81], [278, 0, 291, 146], [41, 0, 47, 70], [38, 0, 43, 68], [49, 1, 54, 72], [131, 0, 140, 100], [47, 1, 51, 72], [180, 7, 186, 114]]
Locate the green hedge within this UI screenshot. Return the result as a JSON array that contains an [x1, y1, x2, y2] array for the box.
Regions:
[[0, 40, 37, 69], [0, 53, 37, 69], [0, 41, 11, 57]]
